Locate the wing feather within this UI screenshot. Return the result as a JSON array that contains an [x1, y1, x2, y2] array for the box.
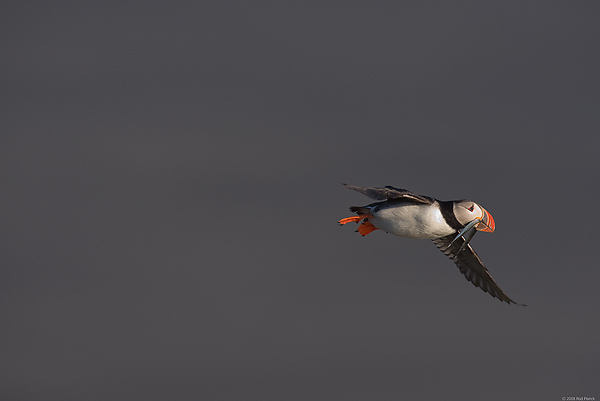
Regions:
[[432, 234, 522, 305], [342, 183, 433, 204]]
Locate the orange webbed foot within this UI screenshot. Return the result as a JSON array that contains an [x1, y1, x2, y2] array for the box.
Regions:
[[338, 214, 369, 225], [357, 220, 378, 236]]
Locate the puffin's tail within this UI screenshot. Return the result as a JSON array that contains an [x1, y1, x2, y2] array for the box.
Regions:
[[349, 206, 371, 215]]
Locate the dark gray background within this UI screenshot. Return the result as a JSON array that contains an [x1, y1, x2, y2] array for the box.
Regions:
[[2, 1, 599, 400]]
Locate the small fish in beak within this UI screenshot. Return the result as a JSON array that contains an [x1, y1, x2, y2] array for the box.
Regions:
[[449, 218, 480, 252]]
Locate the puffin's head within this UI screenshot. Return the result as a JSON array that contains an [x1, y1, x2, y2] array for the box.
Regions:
[[453, 200, 495, 233]]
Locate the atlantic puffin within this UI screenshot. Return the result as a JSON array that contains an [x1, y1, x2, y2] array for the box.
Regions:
[[339, 183, 521, 305]]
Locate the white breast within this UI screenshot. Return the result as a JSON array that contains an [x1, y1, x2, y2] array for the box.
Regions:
[[369, 203, 456, 239]]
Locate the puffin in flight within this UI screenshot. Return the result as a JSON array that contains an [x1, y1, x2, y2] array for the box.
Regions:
[[339, 183, 521, 305]]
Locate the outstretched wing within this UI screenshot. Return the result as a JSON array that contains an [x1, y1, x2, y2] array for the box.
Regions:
[[342, 183, 433, 204], [432, 234, 521, 305]]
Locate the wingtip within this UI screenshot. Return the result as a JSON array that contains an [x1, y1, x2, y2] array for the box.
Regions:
[[501, 297, 526, 306]]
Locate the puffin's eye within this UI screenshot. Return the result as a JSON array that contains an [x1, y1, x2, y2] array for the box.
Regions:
[[467, 205, 475, 212]]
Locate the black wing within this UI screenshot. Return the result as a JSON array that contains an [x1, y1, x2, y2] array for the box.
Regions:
[[342, 183, 433, 204], [432, 234, 522, 305]]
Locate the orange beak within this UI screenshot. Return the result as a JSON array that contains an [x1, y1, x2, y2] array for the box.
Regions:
[[477, 208, 495, 232]]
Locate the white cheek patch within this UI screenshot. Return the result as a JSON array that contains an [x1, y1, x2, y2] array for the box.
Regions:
[[453, 205, 472, 225]]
